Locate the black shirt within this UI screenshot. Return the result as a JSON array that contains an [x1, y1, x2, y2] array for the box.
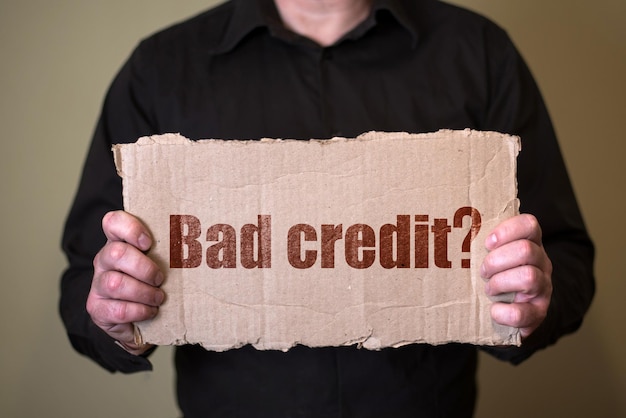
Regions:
[[60, 0, 595, 416]]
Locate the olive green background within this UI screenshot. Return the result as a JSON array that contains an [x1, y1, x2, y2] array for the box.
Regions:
[[1, 1, 624, 416]]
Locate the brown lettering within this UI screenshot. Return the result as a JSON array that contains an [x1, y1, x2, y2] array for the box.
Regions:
[[414, 215, 429, 268], [170, 215, 202, 268], [345, 224, 376, 269], [241, 215, 272, 269], [380, 215, 411, 268], [432, 218, 452, 268], [206, 224, 236, 269], [287, 224, 317, 269], [321, 224, 343, 268]]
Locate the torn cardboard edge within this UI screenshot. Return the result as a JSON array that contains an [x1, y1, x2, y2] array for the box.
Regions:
[[114, 129, 522, 351]]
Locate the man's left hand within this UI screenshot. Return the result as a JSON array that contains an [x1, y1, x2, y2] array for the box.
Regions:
[[481, 214, 553, 339]]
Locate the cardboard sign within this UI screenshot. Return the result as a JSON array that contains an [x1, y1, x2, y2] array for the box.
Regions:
[[113, 130, 521, 351]]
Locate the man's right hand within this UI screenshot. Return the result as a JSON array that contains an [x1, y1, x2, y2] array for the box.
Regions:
[[86, 210, 165, 355]]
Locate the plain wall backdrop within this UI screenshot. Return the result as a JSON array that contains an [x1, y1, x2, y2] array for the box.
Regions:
[[1, 1, 624, 417]]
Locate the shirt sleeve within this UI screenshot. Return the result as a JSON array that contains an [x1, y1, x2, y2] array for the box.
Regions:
[[478, 25, 595, 364], [59, 40, 159, 373]]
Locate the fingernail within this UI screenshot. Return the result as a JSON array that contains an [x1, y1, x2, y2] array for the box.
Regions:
[[155, 290, 165, 306], [487, 233, 498, 248], [138, 233, 151, 250], [154, 271, 165, 286]]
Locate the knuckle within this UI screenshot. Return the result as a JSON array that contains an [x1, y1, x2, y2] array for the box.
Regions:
[[85, 295, 97, 317], [544, 256, 554, 275], [92, 252, 100, 269], [86, 295, 111, 326], [107, 241, 129, 262], [101, 211, 113, 230], [102, 210, 121, 233], [523, 213, 542, 241], [517, 239, 534, 261], [111, 301, 130, 323], [522, 213, 538, 229], [92, 249, 106, 270], [103, 270, 125, 294]]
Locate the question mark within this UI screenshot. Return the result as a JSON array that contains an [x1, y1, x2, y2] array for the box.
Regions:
[[453, 207, 482, 268]]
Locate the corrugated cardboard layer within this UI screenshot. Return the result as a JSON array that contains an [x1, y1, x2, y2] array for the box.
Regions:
[[113, 130, 521, 351]]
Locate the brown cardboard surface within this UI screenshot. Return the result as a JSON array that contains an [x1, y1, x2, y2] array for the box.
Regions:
[[113, 130, 521, 351]]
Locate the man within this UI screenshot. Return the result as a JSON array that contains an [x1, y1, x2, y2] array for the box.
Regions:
[[60, 0, 595, 416]]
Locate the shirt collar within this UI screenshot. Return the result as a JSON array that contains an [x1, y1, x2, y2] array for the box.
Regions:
[[373, 0, 420, 47], [210, 0, 422, 54], [208, 0, 269, 55]]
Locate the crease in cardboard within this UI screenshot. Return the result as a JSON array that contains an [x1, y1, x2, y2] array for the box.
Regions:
[[114, 130, 522, 351]]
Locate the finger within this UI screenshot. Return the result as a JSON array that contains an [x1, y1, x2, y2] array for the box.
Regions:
[[481, 238, 549, 280], [91, 320, 153, 356], [99, 322, 137, 346], [485, 265, 550, 303], [490, 302, 546, 339], [87, 297, 159, 330], [94, 241, 164, 287], [485, 214, 542, 251], [93, 270, 165, 307], [102, 210, 152, 251]]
